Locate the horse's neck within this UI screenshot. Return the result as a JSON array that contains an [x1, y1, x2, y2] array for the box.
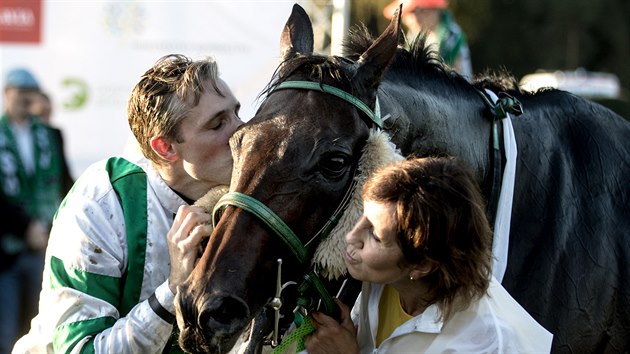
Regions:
[[378, 82, 491, 177]]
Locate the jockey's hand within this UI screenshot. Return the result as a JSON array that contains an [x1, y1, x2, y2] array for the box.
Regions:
[[167, 205, 212, 294], [305, 298, 359, 354]]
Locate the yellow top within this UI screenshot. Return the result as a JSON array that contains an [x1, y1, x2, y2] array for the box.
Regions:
[[376, 285, 413, 347]]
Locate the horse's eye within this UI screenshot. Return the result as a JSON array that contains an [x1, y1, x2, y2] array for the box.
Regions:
[[320, 154, 349, 179]]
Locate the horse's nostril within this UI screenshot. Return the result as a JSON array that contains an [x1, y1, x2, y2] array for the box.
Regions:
[[199, 295, 249, 329]]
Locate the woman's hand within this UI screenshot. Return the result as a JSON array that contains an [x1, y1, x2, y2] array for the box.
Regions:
[[305, 298, 359, 354], [167, 205, 212, 294]]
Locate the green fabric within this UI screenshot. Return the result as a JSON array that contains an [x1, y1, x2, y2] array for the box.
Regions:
[[53, 316, 116, 354], [105, 157, 148, 317], [48, 157, 181, 352], [436, 10, 467, 66], [0, 114, 64, 241], [105, 157, 184, 353], [0, 115, 64, 219], [49, 255, 121, 308]]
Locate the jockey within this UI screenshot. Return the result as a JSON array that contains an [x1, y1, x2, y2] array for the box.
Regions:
[[13, 55, 242, 353]]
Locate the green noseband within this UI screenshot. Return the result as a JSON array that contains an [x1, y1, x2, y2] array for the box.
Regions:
[[213, 192, 309, 264]]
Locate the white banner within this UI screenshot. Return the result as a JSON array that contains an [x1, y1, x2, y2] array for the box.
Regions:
[[1, 1, 295, 177]]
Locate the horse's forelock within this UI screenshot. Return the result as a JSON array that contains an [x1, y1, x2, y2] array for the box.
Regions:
[[259, 54, 357, 101]]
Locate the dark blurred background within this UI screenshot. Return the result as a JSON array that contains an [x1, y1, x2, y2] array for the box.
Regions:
[[349, 0, 630, 119]]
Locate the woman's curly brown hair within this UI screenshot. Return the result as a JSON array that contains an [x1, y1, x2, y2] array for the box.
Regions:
[[362, 156, 493, 321]]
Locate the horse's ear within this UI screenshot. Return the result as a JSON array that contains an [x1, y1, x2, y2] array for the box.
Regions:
[[280, 4, 314, 60], [353, 4, 401, 89]]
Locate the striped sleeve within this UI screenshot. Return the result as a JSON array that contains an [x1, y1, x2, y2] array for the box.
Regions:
[[40, 165, 172, 353], [49, 255, 120, 352]]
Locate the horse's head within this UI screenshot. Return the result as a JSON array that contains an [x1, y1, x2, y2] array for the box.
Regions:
[[175, 4, 401, 353]]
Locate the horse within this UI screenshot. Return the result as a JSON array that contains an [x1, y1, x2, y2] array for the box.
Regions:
[[175, 4, 630, 353]]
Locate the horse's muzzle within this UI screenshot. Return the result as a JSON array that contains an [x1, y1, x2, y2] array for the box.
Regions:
[[175, 290, 251, 354]]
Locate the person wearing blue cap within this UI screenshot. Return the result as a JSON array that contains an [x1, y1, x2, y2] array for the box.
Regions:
[[0, 68, 68, 353]]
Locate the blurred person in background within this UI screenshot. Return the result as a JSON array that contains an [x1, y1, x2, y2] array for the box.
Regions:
[[29, 91, 74, 195], [28, 91, 52, 124], [0, 68, 68, 353], [384, 0, 473, 78]]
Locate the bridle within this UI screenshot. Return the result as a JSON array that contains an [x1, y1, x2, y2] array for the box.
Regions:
[[475, 89, 523, 225], [212, 80, 383, 264], [211, 80, 383, 350], [209, 80, 524, 351]]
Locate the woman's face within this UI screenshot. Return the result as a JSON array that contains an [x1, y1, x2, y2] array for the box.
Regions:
[[344, 200, 409, 284]]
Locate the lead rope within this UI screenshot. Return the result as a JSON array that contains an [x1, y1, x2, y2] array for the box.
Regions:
[[272, 316, 315, 353], [271, 268, 337, 354], [272, 275, 340, 354]]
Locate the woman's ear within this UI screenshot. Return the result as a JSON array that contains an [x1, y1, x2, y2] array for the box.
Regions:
[[409, 260, 437, 280], [150, 136, 178, 162]]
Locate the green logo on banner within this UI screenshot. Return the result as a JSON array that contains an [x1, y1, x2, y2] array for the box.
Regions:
[[62, 78, 89, 110]]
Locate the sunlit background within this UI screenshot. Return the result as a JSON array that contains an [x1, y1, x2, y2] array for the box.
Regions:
[[2, 0, 628, 179]]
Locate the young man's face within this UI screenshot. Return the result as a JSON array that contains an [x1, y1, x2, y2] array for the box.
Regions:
[[171, 78, 242, 193]]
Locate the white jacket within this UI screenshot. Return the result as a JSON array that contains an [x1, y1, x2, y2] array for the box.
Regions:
[[353, 277, 553, 353], [13, 155, 184, 354]]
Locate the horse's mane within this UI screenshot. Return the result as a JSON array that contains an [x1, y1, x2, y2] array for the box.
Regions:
[[342, 24, 549, 97], [258, 23, 553, 103], [474, 69, 532, 95], [260, 25, 463, 99], [342, 25, 470, 87]]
